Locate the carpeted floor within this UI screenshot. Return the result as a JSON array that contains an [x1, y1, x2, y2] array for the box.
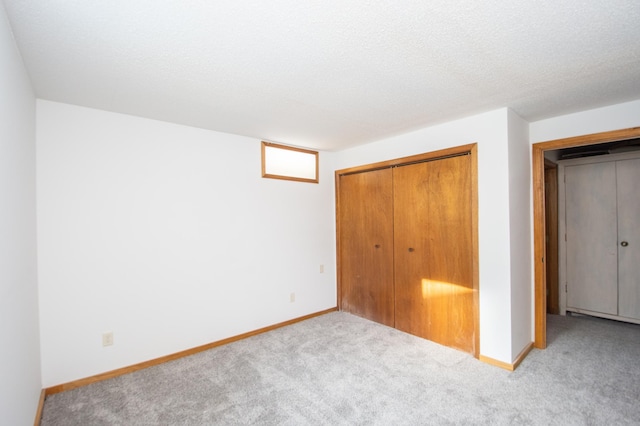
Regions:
[[40, 312, 640, 425]]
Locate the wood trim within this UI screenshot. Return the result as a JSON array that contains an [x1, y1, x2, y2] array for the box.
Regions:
[[532, 127, 640, 349], [334, 169, 343, 311], [470, 144, 480, 356], [335, 143, 476, 176], [534, 127, 640, 151], [479, 342, 534, 371], [533, 144, 547, 348], [33, 389, 45, 426], [261, 141, 319, 183], [512, 342, 535, 370], [335, 143, 479, 357], [479, 355, 514, 371], [44, 308, 337, 395]]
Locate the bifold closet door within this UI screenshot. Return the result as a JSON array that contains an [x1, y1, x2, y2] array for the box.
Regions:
[[617, 158, 640, 319], [393, 155, 474, 353], [565, 161, 618, 315], [338, 168, 394, 326]]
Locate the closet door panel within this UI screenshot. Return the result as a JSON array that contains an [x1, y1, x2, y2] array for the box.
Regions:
[[339, 169, 394, 326], [394, 155, 474, 352], [565, 162, 618, 315], [393, 161, 431, 339], [616, 158, 640, 320]]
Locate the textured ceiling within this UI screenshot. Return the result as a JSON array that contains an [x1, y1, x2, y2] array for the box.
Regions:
[[3, 1, 640, 150]]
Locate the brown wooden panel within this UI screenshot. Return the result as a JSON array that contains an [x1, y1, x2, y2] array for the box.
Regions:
[[544, 165, 559, 314], [393, 155, 475, 353], [338, 169, 394, 326], [532, 145, 547, 349]]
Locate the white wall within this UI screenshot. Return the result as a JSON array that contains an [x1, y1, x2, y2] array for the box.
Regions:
[[37, 100, 337, 387], [42, 91, 639, 389], [335, 108, 519, 363], [33, 63, 640, 393], [507, 110, 532, 358], [530, 99, 640, 143], [0, 4, 41, 424]]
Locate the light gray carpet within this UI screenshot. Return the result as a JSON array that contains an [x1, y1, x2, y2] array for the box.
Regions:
[[41, 312, 640, 425]]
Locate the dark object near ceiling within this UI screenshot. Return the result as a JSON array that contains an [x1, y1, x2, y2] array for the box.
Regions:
[[558, 138, 640, 160]]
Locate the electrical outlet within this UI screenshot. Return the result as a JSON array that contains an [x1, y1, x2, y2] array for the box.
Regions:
[[102, 332, 114, 347], [320, 264, 324, 273], [290, 292, 295, 303]]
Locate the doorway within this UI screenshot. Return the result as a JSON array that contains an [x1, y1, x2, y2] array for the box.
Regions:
[[532, 127, 640, 348]]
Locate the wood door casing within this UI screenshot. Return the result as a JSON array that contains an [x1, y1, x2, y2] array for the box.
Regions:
[[532, 127, 640, 349], [338, 168, 395, 326], [393, 155, 475, 354]]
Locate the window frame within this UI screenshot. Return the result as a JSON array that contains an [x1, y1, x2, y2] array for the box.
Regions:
[[261, 141, 319, 184]]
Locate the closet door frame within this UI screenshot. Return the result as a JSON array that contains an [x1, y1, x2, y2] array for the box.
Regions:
[[533, 127, 640, 349], [335, 143, 479, 357]]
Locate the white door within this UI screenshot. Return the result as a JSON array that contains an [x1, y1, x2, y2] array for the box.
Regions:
[[565, 161, 618, 315], [616, 158, 640, 320]]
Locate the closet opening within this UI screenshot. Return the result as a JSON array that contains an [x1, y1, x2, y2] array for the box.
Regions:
[[532, 127, 640, 349]]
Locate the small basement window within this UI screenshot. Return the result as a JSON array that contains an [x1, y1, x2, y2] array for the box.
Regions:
[[261, 141, 319, 183]]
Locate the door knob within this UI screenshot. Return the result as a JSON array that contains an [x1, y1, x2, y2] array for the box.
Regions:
[[621, 241, 629, 247]]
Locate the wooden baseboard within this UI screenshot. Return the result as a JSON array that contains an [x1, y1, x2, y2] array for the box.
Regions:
[[479, 342, 534, 371], [511, 342, 534, 370], [33, 389, 45, 426], [44, 307, 337, 396]]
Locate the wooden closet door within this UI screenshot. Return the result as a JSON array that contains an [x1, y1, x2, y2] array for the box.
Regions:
[[339, 169, 394, 326], [393, 155, 475, 353], [565, 162, 618, 315], [616, 158, 640, 320]]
